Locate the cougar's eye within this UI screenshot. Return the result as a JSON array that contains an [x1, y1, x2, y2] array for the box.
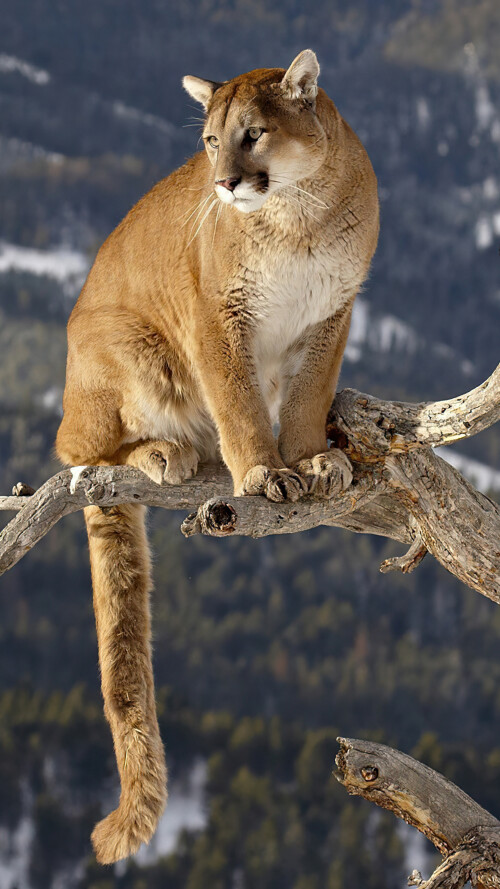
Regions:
[[207, 135, 219, 149], [248, 127, 263, 141]]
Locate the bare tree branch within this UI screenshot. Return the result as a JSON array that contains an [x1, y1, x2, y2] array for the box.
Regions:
[[328, 362, 500, 457], [0, 463, 411, 575], [335, 737, 500, 889], [1, 366, 499, 600]]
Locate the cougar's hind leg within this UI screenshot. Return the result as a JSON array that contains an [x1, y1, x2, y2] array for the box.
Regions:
[[56, 388, 123, 467], [86, 502, 167, 864]]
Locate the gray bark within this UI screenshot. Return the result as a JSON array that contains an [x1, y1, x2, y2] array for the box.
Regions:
[[335, 737, 500, 889]]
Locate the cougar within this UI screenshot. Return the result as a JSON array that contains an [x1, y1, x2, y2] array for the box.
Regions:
[[56, 49, 379, 863]]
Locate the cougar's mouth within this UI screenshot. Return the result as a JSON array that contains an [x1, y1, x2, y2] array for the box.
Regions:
[[216, 191, 269, 214]]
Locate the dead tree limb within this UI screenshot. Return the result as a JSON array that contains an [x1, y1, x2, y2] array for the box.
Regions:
[[335, 737, 500, 889], [328, 361, 500, 457], [1, 363, 499, 600]]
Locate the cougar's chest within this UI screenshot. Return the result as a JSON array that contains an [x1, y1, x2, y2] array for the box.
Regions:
[[251, 246, 339, 355], [249, 244, 346, 419]]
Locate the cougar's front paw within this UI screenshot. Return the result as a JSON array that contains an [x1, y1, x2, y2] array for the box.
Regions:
[[294, 450, 353, 499], [131, 441, 199, 485], [239, 465, 308, 503]]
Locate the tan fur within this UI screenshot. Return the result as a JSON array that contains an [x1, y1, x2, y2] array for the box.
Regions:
[[56, 50, 379, 862]]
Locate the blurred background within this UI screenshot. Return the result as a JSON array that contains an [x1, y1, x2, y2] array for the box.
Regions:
[[0, 1, 499, 887]]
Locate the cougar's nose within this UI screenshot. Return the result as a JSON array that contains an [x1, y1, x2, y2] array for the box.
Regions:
[[216, 176, 241, 192]]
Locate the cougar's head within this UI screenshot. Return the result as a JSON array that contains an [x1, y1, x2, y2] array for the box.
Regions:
[[183, 50, 327, 213]]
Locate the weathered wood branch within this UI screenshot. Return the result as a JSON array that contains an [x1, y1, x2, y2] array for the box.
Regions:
[[335, 737, 500, 889], [328, 361, 500, 457], [0, 462, 409, 575], [1, 367, 499, 600]]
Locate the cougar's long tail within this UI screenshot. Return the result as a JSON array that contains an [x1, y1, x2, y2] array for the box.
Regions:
[[84, 503, 167, 864]]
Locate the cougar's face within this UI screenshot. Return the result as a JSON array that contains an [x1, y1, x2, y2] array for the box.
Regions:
[[202, 80, 327, 213]]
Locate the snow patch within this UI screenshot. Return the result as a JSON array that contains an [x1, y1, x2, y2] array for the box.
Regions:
[[347, 300, 475, 377], [491, 120, 500, 143], [461, 358, 475, 376], [483, 177, 498, 201], [475, 84, 496, 131], [113, 101, 176, 136], [70, 466, 88, 494], [38, 386, 63, 413], [0, 782, 34, 889], [347, 298, 417, 360], [0, 135, 64, 171], [349, 298, 369, 342], [475, 218, 494, 250], [398, 821, 434, 884], [437, 448, 500, 494], [375, 315, 418, 353], [0, 817, 35, 889], [0, 53, 50, 85], [415, 97, 430, 132], [0, 242, 89, 283], [134, 759, 207, 865]]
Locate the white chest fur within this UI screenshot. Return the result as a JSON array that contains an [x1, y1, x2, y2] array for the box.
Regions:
[[249, 243, 353, 420]]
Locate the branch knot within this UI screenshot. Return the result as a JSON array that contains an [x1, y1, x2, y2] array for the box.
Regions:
[[181, 498, 237, 538]]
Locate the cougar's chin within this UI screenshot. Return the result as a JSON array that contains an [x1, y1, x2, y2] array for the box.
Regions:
[[232, 195, 269, 214], [215, 184, 270, 214]]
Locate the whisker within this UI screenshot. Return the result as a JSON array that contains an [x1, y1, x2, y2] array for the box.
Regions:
[[268, 175, 329, 210], [280, 187, 324, 208], [254, 175, 323, 222], [181, 192, 212, 227], [212, 200, 223, 246], [280, 190, 321, 223], [297, 201, 321, 223], [180, 192, 209, 222], [189, 197, 218, 245], [188, 193, 215, 229], [286, 190, 328, 211], [187, 197, 218, 246], [289, 184, 329, 208]]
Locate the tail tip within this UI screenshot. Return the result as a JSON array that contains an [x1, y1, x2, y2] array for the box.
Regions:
[[91, 805, 160, 865]]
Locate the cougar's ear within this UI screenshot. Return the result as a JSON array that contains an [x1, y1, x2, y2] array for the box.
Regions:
[[182, 75, 222, 110], [281, 49, 320, 103]]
